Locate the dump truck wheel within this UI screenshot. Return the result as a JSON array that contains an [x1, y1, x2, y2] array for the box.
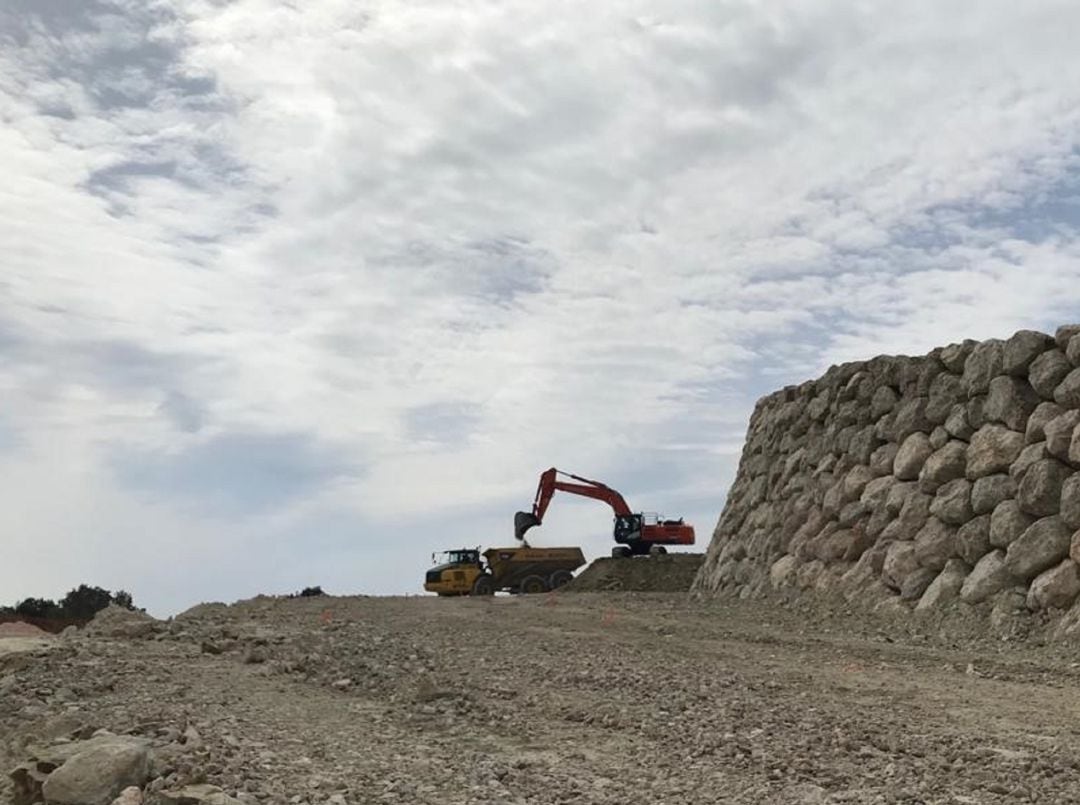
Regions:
[[649, 545, 668, 556], [611, 546, 632, 559], [471, 575, 495, 596], [520, 575, 547, 594], [549, 570, 574, 589]]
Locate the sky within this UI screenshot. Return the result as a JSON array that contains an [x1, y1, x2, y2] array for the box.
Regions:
[[3, 0, 1080, 616]]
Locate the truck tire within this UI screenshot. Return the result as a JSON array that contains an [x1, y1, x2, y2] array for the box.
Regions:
[[612, 546, 632, 559], [520, 575, 547, 594], [471, 575, 495, 596], [549, 570, 574, 589], [649, 545, 668, 556]]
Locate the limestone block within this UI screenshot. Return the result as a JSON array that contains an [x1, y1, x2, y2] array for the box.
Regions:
[[1026, 401, 1065, 444], [926, 372, 965, 425], [919, 441, 968, 492], [964, 340, 1004, 396], [944, 404, 975, 441], [1045, 410, 1080, 463], [1056, 324, 1080, 350], [1002, 329, 1054, 376], [984, 376, 1040, 432], [1017, 458, 1073, 517], [960, 550, 1014, 604], [971, 474, 1016, 516], [1061, 474, 1080, 530], [882, 541, 920, 591], [894, 433, 933, 481], [1004, 516, 1072, 581], [916, 558, 969, 611], [966, 424, 1024, 479], [900, 568, 939, 601], [914, 518, 957, 572], [929, 478, 973, 525], [1055, 367, 1080, 409], [956, 515, 991, 565], [1027, 559, 1080, 611], [989, 500, 1035, 548]]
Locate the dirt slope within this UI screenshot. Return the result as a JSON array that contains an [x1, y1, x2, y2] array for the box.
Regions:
[[5, 593, 1080, 804], [566, 553, 704, 592]]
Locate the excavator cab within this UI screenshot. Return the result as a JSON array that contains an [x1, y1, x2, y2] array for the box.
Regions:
[[424, 548, 485, 596]]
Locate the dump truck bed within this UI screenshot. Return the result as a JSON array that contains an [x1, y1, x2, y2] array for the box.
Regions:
[[483, 546, 586, 590]]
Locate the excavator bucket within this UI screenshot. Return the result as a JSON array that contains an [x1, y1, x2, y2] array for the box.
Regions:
[[514, 511, 541, 541]]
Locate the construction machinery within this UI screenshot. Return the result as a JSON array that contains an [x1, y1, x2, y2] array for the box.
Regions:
[[514, 468, 695, 558], [424, 546, 586, 596]]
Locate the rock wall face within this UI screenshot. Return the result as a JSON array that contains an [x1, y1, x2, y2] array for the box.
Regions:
[[694, 325, 1080, 624]]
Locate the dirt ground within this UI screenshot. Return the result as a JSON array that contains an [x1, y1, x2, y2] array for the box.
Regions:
[[6, 593, 1080, 804], [566, 554, 704, 592]]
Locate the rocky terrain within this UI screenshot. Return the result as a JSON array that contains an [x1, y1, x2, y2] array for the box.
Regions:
[[7, 593, 1080, 805], [696, 324, 1080, 636]]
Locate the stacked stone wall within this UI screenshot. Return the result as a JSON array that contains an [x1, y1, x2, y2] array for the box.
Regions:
[[694, 324, 1080, 631]]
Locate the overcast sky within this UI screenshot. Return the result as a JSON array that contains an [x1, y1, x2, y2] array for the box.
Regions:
[[3, 1, 1080, 616]]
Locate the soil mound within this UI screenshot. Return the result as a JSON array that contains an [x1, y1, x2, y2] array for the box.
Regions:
[[566, 553, 705, 592], [0, 622, 50, 638]]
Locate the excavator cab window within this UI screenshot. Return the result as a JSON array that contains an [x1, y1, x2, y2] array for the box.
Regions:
[[613, 514, 643, 542]]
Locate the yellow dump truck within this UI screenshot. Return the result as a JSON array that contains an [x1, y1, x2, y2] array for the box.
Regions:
[[424, 546, 586, 596]]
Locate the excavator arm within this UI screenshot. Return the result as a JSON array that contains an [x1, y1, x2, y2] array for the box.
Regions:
[[514, 468, 633, 541]]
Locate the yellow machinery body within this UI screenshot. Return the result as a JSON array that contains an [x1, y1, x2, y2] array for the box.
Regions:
[[424, 546, 586, 596]]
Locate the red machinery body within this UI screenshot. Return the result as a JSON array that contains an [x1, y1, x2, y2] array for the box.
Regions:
[[515, 468, 695, 557]]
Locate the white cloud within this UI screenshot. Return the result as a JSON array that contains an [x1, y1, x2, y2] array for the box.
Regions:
[[3, 0, 1080, 612]]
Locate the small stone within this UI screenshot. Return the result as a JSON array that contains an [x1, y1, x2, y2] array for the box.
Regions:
[[929, 426, 950, 450], [243, 647, 267, 665], [332, 678, 353, 690], [900, 567, 938, 601], [112, 788, 143, 805], [882, 541, 920, 591]]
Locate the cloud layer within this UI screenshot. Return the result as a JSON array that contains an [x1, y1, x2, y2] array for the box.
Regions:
[[4, 0, 1080, 614]]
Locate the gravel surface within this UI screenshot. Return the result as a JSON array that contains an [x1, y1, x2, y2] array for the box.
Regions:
[[5, 593, 1080, 804]]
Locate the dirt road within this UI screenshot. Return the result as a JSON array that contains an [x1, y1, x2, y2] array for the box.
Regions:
[[5, 593, 1080, 804]]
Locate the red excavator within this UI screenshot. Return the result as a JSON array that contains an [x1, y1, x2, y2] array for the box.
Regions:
[[514, 468, 695, 558]]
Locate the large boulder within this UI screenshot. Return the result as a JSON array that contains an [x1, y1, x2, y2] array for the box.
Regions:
[[926, 373, 966, 425], [1011, 442, 1050, 483], [1030, 349, 1073, 399], [963, 340, 1004, 396], [1057, 324, 1080, 350], [1045, 410, 1080, 464], [882, 541, 920, 591], [900, 568, 939, 601], [870, 385, 899, 419], [929, 478, 973, 525], [1003, 329, 1054, 376], [1016, 458, 1073, 517], [984, 376, 1040, 432], [960, 550, 1013, 604], [971, 474, 1016, 515], [880, 490, 931, 542], [919, 441, 968, 492], [1062, 474, 1080, 530], [916, 558, 969, 611], [894, 433, 933, 481], [1004, 516, 1073, 581], [892, 397, 931, 442], [956, 515, 991, 565], [1068, 334, 1080, 367], [1027, 559, 1080, 611], [913, 518, 957, 572], [945, 404, 975, 441], [40, 739, 151, 805], [1055, 367, 1080, 409], [966, 425, 1025, 479], [1027, 402, 1065, 444], [989, 500, 1036, 548]]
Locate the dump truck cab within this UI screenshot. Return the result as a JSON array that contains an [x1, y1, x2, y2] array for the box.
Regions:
[[424, 548, 485, 597]]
